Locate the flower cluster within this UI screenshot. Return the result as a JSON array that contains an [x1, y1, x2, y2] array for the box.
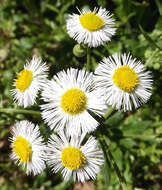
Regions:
[[9, 7, 152, 183]]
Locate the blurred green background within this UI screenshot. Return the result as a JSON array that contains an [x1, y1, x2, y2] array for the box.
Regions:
[[0, 0, 162, 190]]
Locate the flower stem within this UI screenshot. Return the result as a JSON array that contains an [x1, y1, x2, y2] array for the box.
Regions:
[[104, 106, 116, 119], [86, 47, 91, 71], [107, 147, 127, 190], [0, 108, 41, 116], [99, 136, 128, 190]]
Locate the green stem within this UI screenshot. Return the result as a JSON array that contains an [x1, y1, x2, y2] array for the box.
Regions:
[[86, 47, 91, 70], [139, 25, 162, 51], [117, 134, 161, 142], [0, 108, 41, 116], [107, 148, 127, 190], [100, 137, 128, 190], [104, 106, 116, 119]]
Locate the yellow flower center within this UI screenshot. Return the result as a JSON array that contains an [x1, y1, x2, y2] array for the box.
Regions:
[[16, 69, 33, 92], [13, 136, 32, 163], [79, 12, 104, 31], [60, 88, 87, 115], [61, 147, 86, 170], [113, 65, 139, 92]]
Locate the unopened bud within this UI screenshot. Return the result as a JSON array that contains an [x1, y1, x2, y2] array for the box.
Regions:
[[73, 44, 86, 57]]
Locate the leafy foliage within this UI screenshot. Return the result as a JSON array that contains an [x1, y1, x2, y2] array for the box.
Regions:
[[0, 0, 162, 190]]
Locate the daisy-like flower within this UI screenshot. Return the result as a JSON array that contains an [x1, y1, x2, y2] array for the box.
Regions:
[[47, 131, 103, 182], [66, 7, 116, 47], [11, 56, 49, 108], [41, 68, 106, 135], [9, 120, 46, 175], [94, 53, 152, 111]]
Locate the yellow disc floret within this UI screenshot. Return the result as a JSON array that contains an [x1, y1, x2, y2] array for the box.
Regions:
[[61, 147, 86, 170], [79, 12, 104, 31], [113, 65, 139, 92], [16, 69, 33, 92], [13, 136, 32, 163], [60, 88, 87, 115]]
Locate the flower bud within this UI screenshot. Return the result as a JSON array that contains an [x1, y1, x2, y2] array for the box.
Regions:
[[73, 44, 86, 57]]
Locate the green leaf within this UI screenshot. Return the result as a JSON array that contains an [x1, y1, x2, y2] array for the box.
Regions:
[[96, 0, 107, 7], [155, 0, 162, 16], [139, 25, 162, 50], [53, 180, 73, 190], [46, 4, 59, 13], [101, 162, 110, 186], [121, 120, 150, 135], [120, 138, 136, 149], [0, 48, 8, 61], [155, 16, 162, 29], [19, 37, 34, 49], [105, 111, 124, 127]]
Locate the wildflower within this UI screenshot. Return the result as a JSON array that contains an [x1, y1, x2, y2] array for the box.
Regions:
[[66, 7, 116, 47], [9, 120, 46, 175], [94, 53, 152, 111], [47, 132, 103, 182], [41, 68, 106, 135], [11, 56, 48, 108]]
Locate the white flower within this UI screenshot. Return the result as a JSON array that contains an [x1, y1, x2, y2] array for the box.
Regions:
[[41, 68, 106, 136], [9, 120, 46, 176], [66, 7, 116, 47], [94, 53, 153, 111], [46, 131, 104, 183], [11, 56, 49, 108]]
